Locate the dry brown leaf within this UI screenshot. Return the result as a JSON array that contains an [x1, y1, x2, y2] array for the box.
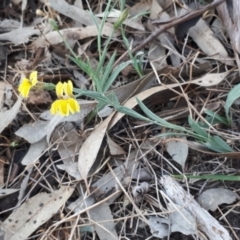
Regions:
[[197, 188, 239, 211], [148, 43, 167, 70], [57, 162, 81, 179], [0, 82, 12, 110], [0, 97, 22, 134], [149, 0, 181, 67], [107, 135, 126, 155], [52, 123, 82, 164], [78, 113, 114, 180], [0, 19, 20, 31], [32, 25, 119, 48], [0, 27, 40, 44], [161, 176, 232, 240], [21, 138, 48, 165], [187, 16, 234, 66], [92, 157, 139, 200], [46, 100, 97, 143], [108, 70, 158, 104], [15, 120, 48, 144], [165, 137, 188, 168], [27, 89, 52, 105], [15, 100, 97, 144], [1, 186, 74, 240], [89, 203, 118, 240], [0, 189, 19, 199], [40, 0, 101, 26], [0, 158, 4, 186]]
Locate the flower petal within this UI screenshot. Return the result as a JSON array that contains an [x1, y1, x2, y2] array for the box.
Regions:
[[50, 100, 58, 115], [64, 80, 73, 97], [18, 78, 32, 97], [59, 99, 69, 116], [29, 71, 38, 86], [56, 82, 64, 98], [67, 98, 80, 114]]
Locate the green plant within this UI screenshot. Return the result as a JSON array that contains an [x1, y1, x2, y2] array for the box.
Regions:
[[49, 4, 233, 154]]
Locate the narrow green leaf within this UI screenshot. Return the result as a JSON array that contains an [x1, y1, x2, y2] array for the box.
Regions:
[[204, 140, 227, 153], [101, 52, 117, 90], [204, 109, 229, 125], [188, 116, 208, 139], [212, 136, 233, 152], [173, 174, 240, 181], [137, 98, 194, 134], [116, 106, 149, 121], [103, 61, 130, 92], [225, 83, 240, 121]]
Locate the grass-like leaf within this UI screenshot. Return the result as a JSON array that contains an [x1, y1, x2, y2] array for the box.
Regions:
[[173, 174, 240, 181], [188, 116, 209, 139], [225, 83, 240, 122], [103, 61, 131, 93]]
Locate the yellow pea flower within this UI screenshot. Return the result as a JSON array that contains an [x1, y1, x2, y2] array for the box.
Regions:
[[18, 71, 38, 98], [50, 80, 80, 116]]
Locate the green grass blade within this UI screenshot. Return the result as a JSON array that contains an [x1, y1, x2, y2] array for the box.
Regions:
[[173, 174, 240, 181], [212, 136, 233, 152], [225, 83, 240, 121], [204, 140, 227, 153], [101, 51, 116, 90], [137, 98, 192, 132], [188, 116, 208, 139], [116, 106, 150, 121], [204, 109, 229, 125], [103, 61, 131, 92]]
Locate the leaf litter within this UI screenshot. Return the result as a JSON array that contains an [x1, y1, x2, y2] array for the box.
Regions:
[[1, 0, 240, 240]]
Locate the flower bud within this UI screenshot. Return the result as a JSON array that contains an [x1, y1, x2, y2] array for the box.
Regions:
[[114, 9, 129, 29]]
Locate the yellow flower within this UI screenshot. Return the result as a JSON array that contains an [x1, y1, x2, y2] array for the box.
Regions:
[[50, 80, 80, 116], [18, 71, 38, 98]]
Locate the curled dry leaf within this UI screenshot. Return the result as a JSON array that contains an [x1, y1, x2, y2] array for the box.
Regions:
[[1, 186, 74, 240], [197, 188, 239, 211]]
